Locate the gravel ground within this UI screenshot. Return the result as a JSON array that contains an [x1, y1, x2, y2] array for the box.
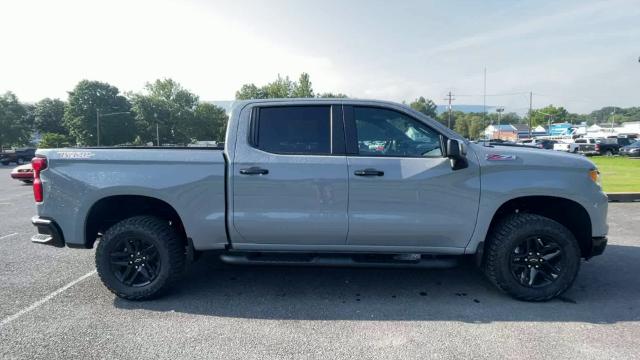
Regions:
[[0, 165, 639, 359]]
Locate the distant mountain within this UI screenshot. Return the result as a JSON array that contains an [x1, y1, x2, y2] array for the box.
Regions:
[[208, 100, 235, 113], [436, 104, 495, 114]]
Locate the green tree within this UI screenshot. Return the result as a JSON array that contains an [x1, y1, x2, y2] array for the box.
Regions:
[[235, 73, 347, 100], [453, 113, 483, 139], [131, 79, 227, 145], [409, 96, 438, 118], [291, 73, 314, 98], [130, 79, 199, 145], [235, 84, 265, 100], [64, 80, 135, 146], [0, 92, 31, 150], [193, 102, 228, 142], [262, 75, 294, 98], [317, 92, 348, 98], [38, 133, 72, 148], [34, 98, 67, 135], [529, 105, 569, 127], [487, 112, 521, 125]]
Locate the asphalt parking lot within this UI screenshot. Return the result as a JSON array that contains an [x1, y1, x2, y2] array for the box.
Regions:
[[0, 165, 639, 359]]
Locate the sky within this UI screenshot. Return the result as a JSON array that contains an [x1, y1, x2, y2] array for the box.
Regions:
[[1, 0, 639, 114]]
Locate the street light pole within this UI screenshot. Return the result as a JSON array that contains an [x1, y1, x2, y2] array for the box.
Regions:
[[96, 110, 131, 146], [537, 111, 553, 136], [496, 107, 504, 140]]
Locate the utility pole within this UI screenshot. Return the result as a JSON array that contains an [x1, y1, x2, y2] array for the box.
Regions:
[[529, 91, 533, 138], [443, 91, 455, 129], [611, 108, 616, 132], [156, 123, 160, 146], [96, 109, 100, 146], [483, 67, 487, 131]]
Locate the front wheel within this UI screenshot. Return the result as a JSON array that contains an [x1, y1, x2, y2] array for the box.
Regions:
[[483, 213, 581, 301], [96, 216, 185, 300]]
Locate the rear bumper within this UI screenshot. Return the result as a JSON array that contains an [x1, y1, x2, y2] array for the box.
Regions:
[[588, 236, 607, 258], [31, 216, 65, 247]]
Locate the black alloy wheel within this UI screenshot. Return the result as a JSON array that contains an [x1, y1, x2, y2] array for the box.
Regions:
[[510, 236, 564, 288], [109, 237, 161, 287]]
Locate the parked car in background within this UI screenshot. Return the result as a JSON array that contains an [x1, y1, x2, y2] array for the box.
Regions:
[[594, 137, 637, 156], [554, 140, 580, 153], [10, 163, 34, 183], [619, 141, 640, 157], [517, 139, 557, 149], [575, 138, 600, 156], [0, 148, 36, 165]]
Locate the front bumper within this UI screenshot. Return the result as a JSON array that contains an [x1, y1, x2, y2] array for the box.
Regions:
[[588, 236, 607, 258], [11, 172, 33, 179], [31, 216, 65, 247]]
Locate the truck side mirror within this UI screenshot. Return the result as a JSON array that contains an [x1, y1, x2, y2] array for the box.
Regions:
[[446, 138, 468, 170]]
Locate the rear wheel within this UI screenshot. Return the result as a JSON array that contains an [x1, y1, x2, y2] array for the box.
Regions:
[[16, 158, 25, 165], [604, 150, 614, 156], [483, 213, 581, 301], [96, 216, 185, 300]]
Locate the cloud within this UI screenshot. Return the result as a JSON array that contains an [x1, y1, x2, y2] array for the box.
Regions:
[[427, 1, 631, 55]]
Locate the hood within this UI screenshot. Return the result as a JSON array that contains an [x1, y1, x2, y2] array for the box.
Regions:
[[12, 164, 33, 172], [468, 142, 595, 170]]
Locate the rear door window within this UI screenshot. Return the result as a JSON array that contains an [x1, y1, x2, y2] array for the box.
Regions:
[[254, 106, 331, 155]]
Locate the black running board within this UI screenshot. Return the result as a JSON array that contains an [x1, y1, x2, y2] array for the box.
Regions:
[[219, 252, 459, 269]]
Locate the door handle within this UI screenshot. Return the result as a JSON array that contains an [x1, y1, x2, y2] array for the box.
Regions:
[[354, 168, 384, 176], [240, 167, 269, 175]]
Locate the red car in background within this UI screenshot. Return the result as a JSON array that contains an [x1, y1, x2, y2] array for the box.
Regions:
[[10, 163, 34, 183]]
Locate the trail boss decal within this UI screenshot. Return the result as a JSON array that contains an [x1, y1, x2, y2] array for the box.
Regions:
[[486, 154, 517, 161], [57, 151, 96, 159]]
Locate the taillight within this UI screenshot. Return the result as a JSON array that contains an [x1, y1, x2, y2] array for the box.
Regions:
[[595, 144, 600, 151], [32, 157, 47, 202]]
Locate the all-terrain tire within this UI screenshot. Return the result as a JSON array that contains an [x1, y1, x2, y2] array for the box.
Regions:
[[483, 213, 581, 301], [96, 216, 185, 300]]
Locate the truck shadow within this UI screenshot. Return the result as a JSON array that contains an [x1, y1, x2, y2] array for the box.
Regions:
[[114, 244, 640, 323]]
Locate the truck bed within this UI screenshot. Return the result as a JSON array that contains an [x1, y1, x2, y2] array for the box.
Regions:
[[35, 148, 228, 250]]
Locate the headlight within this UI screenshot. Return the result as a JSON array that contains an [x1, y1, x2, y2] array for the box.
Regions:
[[589, 169, 601, 187]]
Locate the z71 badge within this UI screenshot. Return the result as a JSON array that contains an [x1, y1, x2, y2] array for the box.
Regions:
[[486, 154, 517, 161]]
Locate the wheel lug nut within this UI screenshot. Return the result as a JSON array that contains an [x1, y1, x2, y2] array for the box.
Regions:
[[528, 265, 532, 268]]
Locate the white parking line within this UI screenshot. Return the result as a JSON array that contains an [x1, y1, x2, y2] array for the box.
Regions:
[[0, 193, 31, 202], [0, 270, 97, 327], [0, 233, 19, 240]]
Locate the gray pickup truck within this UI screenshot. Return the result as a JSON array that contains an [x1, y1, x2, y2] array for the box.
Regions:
[[30, 99, 608, 301]]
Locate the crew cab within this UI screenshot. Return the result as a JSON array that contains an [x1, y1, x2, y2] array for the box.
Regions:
[[30, 99, 608, 301]]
